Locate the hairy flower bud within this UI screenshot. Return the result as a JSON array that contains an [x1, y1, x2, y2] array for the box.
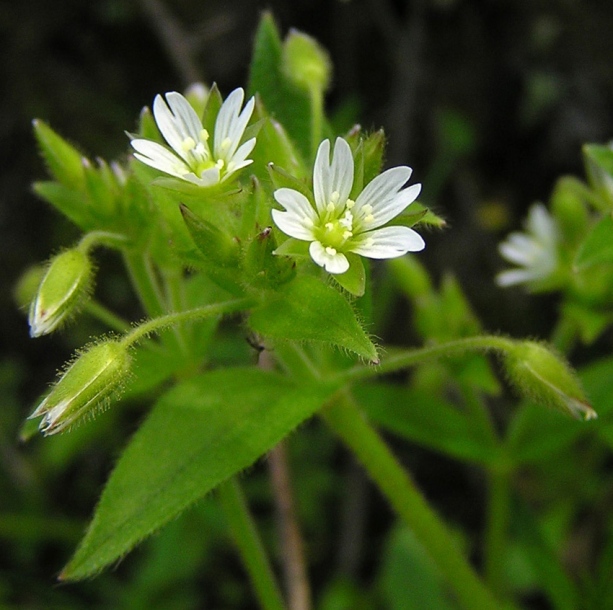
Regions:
[[503, 341, 596, 421], [29, 249, 93, 337], [283, 30, 331, 92], [29, 341, 131, 435]]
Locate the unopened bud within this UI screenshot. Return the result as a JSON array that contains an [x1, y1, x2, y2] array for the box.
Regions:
[[245, 228, 296, 288], [29, 249, 93, 337], [29, 341, 131, 435], [283, 30, 331, 92], [503, 341, 596, 421]]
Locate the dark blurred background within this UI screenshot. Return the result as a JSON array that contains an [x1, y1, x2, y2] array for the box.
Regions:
[[2, 0, 613, 607]]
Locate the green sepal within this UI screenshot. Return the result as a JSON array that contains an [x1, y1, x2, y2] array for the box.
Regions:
[[273, 237, 310, 258], [251, 103, 306, 180], [583, 144, 613, 210], [267, 162, 313, 202], [32, 119, 85, 189], [392, 202, 446, 229], [503, 340, 596, 421], [180, 204, 240, 267], [33, 181, 94, 230], [183, 82, 209, 118], [332, 254, 366, 297], [249, 274, 378, 362], [201, 83, 223, 138], [29, 248, 93, 337], [574, 215, 613, 271], [82, 158, 114, 218], [136, 106, 160, 140], [550, 177, 591, 248]]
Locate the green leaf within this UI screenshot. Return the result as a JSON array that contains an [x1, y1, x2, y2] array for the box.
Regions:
[[248, 13, 313, 160], [61, 367, 337, 580], [358, 384, 497, 464], [583, 144, 613, 208], [574, 215, 613, 270], [249, 274, 378, 362]]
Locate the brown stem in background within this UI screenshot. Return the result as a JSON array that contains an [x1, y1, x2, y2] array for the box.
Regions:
[[259, 348, 312, 610]]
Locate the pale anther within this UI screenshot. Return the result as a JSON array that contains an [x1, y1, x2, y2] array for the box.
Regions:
[[346, 199, 355, 209], [325, 246, 337, 256], [200, 129, 209, 142], [221, 137, 232, 150], [326, 202, 335, 213], [331, 191, 340, 203], [365, 214, 375, 223], [325, 222, 334, 231], [181, 137, 196, 152], [343, 230, 353, 239]]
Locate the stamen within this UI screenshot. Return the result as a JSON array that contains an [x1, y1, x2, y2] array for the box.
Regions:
[[220, 137, 232, 150], [216, 159, 225, 169], [343, 230, 353, 239], [200, 129, 210, 142], [364, 214, 375, 223], [346, 199, 355, 209], [325, 222, 334, 231], [181, 137, 196, 152], [325, 246, 337, 256], [362, 204, 373, 215], [327, 202, 336, 213], [331, 191, 340, 203]]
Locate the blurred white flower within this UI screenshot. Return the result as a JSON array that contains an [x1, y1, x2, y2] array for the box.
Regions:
[[496, 204, 559, 287], [272, 137, 425, 274], [131, 88, 255, 187]]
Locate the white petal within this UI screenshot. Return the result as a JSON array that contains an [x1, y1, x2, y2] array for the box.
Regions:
[[366, 183, 422, 229], [309, 241, 350, 274], [230, 138, 256, 167], [198, 166, 221, 186], [152, 94, 191, 160], [351, 226, 425, 259], [272, 210, 315, 241], [495, 269, 537, 287], [330, 137, 354, 207], [215, 88, 254, 160], [499, 235, 538, 265], [273, 188, 317, 240], [355, 166, 413, 217], [527, 204, 555, 240], [166, 91, 203, 141], [313, 139, 331, 212], [131, 139, 189, 177]]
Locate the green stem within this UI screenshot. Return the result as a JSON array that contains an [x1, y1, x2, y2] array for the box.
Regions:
[[123, 252, 166, 319], [163, 265, 190, 355], [78, 230, 128, 253], [484, 467, 511, 595], [550, 314, 577, 354], [310, 87, 324, 160], [321, 393, 508, 610], [119, 297, 255, 349], [330, 335, 516, 385], [219, 478, 286, 610], [84, 301, 131, 333]]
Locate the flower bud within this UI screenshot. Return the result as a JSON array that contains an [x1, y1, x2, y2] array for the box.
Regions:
[[550, 177, 590, 247], [283, 30, 331, 92], [503, 341, 596, 421], [14, 265, 45, 312], [244, 227, 296, 288], [29, 249, 93, 337], [29, 340, 131, 435]]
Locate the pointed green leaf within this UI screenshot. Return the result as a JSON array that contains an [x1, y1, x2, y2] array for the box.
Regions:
[[61, 367, 338, 580], [249, 274, 378, 362]]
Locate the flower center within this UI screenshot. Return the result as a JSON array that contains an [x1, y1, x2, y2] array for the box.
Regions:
[[314, 195, 357, 250]]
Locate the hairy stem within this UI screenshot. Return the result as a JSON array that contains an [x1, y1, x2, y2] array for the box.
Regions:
[[321, 392, 513, 610], [219, 478, 286, 610]]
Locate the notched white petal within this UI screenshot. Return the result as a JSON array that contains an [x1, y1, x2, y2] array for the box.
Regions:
[[309, 241, 350, 274], [351, 226, 425, 259]]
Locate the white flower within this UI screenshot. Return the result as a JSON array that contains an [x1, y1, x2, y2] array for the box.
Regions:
[[272, 137, 425, 274], [496, 204, 559, 287], [130, 87, 255, 187]]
